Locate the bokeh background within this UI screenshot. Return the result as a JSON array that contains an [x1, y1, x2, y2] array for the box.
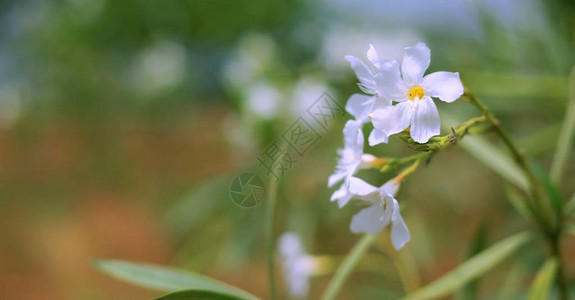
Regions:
[[0, 0, 574, 299]]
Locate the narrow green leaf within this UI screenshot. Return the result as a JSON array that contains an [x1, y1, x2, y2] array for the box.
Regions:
[[498, 259, 529, 300], [402, 232, 533, 300], [441, 114, 529, 192], [94, 260, 259, 300], [505, 186, 536, 222], [457, 220, 488, 300], [531, 162, 563, 216], [518, 123, 562, 157], [154, 289, 249, 300], [527, 258, 558, 300], [564, 193, 575, 216], [463, 70, 568, 101], [163, 175, 232, 238], [321, 234, 377, 300], [550, 66, 575, 185]]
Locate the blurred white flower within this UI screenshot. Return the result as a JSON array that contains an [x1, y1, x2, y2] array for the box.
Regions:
[[328, 120, 377, 207], [371, 42, 464, 143], [278, 232, 316, 299], [223, 33, 277, 90], [290, 75, 334, 122], [347, 177, 411, 250], [130, 39, 187, 97], [244, 81, 282, 120]]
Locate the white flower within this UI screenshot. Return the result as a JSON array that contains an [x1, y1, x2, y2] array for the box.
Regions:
[[348, 177, 411, 250], [244, 82, 282, 120], [344, 45, 393, 146], [328, 120, 376, 207], [291, 76, 335, 127], [371, 42, 464, 143], [278, 232, 316, 299]]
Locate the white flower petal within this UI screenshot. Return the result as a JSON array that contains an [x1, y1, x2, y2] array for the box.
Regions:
[[411, 96, 440, 143], [327, 169, 347, 187], [381, 179, 399, 196], [343, 120, 364, 155], [401, 42, 430, 86], [331, 182, 353, 208], [367, 44, 381, 69], [350, 204, 387, 234], [348, 177, 378, 197], [346, 94, 374, 122], [373, 60, 407, 101], [344, 55, 376, 94], [422, 71, 464, 103], [371, 101, 414, 136], [368, 128, 389, 146], [390, 199, 411, 250], [288, 269, 310, 299], [373, 97, 392, 110], [279, 232, 304, 258]]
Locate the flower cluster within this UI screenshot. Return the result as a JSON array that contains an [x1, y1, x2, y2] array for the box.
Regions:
[[329, 42, 464, 250]]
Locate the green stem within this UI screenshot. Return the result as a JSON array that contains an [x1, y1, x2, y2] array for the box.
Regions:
[[378, 115, 488, 174], [320, 234, 377, 300], [550, 66, 575, 186], [465, 89, 552, 229], [266, 176, 279, 300], [464, 88, 568, 300]]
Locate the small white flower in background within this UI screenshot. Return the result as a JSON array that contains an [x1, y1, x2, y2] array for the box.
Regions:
[[328, 120, 378, 207], [223, 33, 278, 90], [291, 76, 335, 128], [130, 39, 187, 97], [347, 177, 411, 250], [278, 232, 316, 299], [345, 45, 393, 146], [371, 42, 464, 143], [244, 81, 282, 120]]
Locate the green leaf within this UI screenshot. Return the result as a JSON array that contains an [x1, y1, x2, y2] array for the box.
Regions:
[[441, 114, 529, 192], [518, 123, 562, 157], [321, 234, 378, 300], [457, 220, 488, 300], [531, 162, 563, 217], [154, 289, 250, 300], [564, 193, 575, 216], [499, 259, 529, 300], [402, 232, 533, 300], [527, 258, 558, 300], [505, 186, 536, 222], [163, 175, 232, 238], [94, 260, 259, 300], [550, 66, 575, 185]]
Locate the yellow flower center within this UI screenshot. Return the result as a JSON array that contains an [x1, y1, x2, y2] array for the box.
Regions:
[[407, 86, 425, 101]]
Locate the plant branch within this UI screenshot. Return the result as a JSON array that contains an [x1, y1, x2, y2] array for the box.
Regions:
[[463, 88, 568, 300], [265, 176, 279, 300]]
